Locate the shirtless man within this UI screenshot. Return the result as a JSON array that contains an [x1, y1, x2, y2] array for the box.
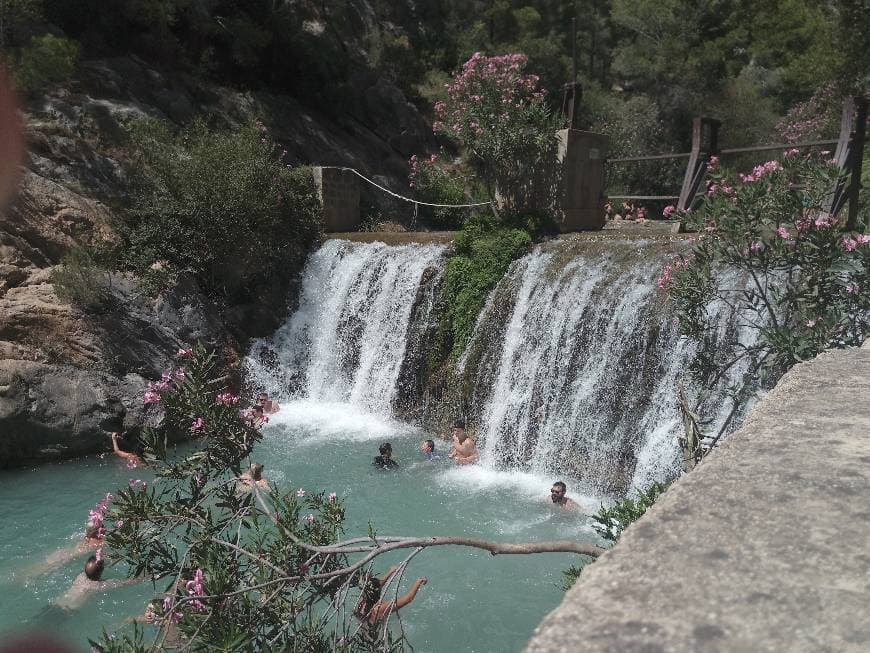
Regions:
[[257, 392, 280, 415], [31, 520, 103, 575], [237, 463, 269, 491], [55, 555, 140, 611], [448, 420, 479, 465], [110, 432, 142, 467], [550, 481, 579, 509]]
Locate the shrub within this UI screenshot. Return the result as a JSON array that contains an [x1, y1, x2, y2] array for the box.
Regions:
[[434, 52, 559, 217], [444, 216, 532, 358], [408, 153, 472, 229], [562, 481, 670, 589], [50, 247, 112, 312], [13, 33, 79, 95], [662, 152, 869, 387], [123, 120, 321, 300]]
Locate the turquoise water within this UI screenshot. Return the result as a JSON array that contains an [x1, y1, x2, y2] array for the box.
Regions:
[[0, 401, 605, 652]]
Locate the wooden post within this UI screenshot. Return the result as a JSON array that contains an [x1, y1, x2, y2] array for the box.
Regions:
[[829, 97, 867, 229], [677, 117, 720, 213]]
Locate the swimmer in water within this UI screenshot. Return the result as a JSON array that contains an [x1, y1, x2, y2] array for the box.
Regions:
[[354, 565, 427, 625], [237, 463, 269, 491], [549, 481, 579, 509], [110, 432, 142, 467], [55, 555, 140, 611], [372, 442, 399, 470], [448, 420, 479, 465]]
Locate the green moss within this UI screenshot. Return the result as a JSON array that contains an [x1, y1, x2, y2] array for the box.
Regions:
[[444, 217, 532, 359]]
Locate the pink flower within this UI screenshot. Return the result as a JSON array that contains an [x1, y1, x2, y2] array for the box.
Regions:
[[784, 148, 799, 157], [173, 369, 186, 381], [814, 214, 835, 229], [296, 488, 305, 498], [190, 417, 205, 432], [143, 388, 161, 404], [126, 458, 138, 469], [750, 240, 764, 253], [846, 282, 860, 294], [186, 569, 206, 611], [95, 548, 102, 562], [305, 514, 316, 523], [706, 155, 719, 171], [842, 237, 858, 252], [776, 227, 791, 239], [328, 492, 337, 502], [806, 318, 819, 328], [177, 347, 193, 358], [856, 234, 870, 245], [117, 520, 124, 528], [216, 392, 239, 406]]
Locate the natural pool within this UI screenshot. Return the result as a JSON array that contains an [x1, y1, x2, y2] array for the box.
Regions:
[[0, 401, 605, 652]]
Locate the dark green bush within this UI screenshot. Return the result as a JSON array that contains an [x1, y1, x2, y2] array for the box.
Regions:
[[13, 33, 79, 95], [122, 119, 321, 300], [50, 247, 112, 312]]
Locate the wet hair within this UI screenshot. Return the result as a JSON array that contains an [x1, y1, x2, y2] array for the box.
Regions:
[[250, 463, 264, 480], [357, 575, 383, 616], [452, 418, 466, 429], [552, 481, 567, 493], [378, 442, 392, 456], [85, 519, 100, 538], [84, 555, 104, 581], [257, 392, 268, 401], [424, 439, 435, 452], [252, 405, 264, 415]]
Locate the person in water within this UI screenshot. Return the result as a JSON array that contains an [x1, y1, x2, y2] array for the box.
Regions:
[[257, 392, 280, 415], [550, 481, 578, 509], [420, 439, 440, 461], [372, 442, 399, 470], [32, 519, 103, 575], [237, 462, 269, 491], [55, 555, 140, 611], [110, 432, 142, 467], [354, 565, 427, 625], [448, 420, 479, 465]]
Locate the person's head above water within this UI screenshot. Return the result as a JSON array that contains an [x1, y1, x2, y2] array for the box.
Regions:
[[452, 419, 467, 443], [550, 481, 568, 503], [378, 442, 393, 458], [85, 519, 101, 539], [84, 555, 104, 581], [421, 439, 435, 454], [257, 392, 269, 404], [249, 463, 264, 480]]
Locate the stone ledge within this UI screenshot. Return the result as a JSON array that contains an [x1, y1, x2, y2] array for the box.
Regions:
[[526, 347, 870, 653]]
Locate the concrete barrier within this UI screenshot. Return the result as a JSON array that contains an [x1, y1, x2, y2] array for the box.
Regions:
[[526, 345, 870, 652]]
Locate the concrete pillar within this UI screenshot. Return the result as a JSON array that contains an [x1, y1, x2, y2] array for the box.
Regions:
[[556, 129, 608, 232], [313, 167, 360, 232]]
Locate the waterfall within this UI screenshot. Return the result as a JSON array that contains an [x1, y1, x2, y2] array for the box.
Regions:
[[247, 239, 446, 415], [462, 239, 756, 496]]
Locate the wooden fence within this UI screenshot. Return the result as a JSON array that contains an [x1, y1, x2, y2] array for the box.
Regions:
[[607, 96, 868, 229]]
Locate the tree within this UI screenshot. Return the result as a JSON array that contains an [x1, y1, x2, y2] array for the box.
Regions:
[[660, 153, 870, 412], [92, 344, 604, 651]]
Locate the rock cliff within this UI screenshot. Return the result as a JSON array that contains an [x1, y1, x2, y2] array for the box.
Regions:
[[0, 50, 434, 465]]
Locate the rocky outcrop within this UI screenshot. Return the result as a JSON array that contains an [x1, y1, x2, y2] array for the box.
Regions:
[[0, 50, 435, 466]]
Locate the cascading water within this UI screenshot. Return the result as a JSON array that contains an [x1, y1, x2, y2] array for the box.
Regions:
[[247, 239, 446, 415], [461, 239, 757, 496]]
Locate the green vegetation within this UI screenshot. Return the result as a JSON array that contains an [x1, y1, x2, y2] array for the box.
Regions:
[[50, 247, 112, 312], [121, 120, 320, 300], [562, 481, 671, 589], [663, 154, 869, 393], [443, 217, 532, 358], [12, 32, 79, 95]]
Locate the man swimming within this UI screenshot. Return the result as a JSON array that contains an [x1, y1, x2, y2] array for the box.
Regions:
[[55, 555, 140, 611], [257, 392, 280, 415], [447, 420, 479, 465], [420, 439, 441, 461], [373, 442, 399, 470], [550, 481, 579, 509]]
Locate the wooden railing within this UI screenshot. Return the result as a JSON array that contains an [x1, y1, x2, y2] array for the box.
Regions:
[[606, 96, 867, 229]]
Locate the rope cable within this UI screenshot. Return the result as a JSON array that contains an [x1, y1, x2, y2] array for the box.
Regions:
[[320, 166, 492, 209]]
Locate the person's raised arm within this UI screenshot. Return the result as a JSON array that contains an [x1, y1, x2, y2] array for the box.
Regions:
[[393, 576, 427, 610]]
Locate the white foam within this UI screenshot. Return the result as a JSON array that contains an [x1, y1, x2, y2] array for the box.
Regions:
[[267, 400, 417, 444]]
